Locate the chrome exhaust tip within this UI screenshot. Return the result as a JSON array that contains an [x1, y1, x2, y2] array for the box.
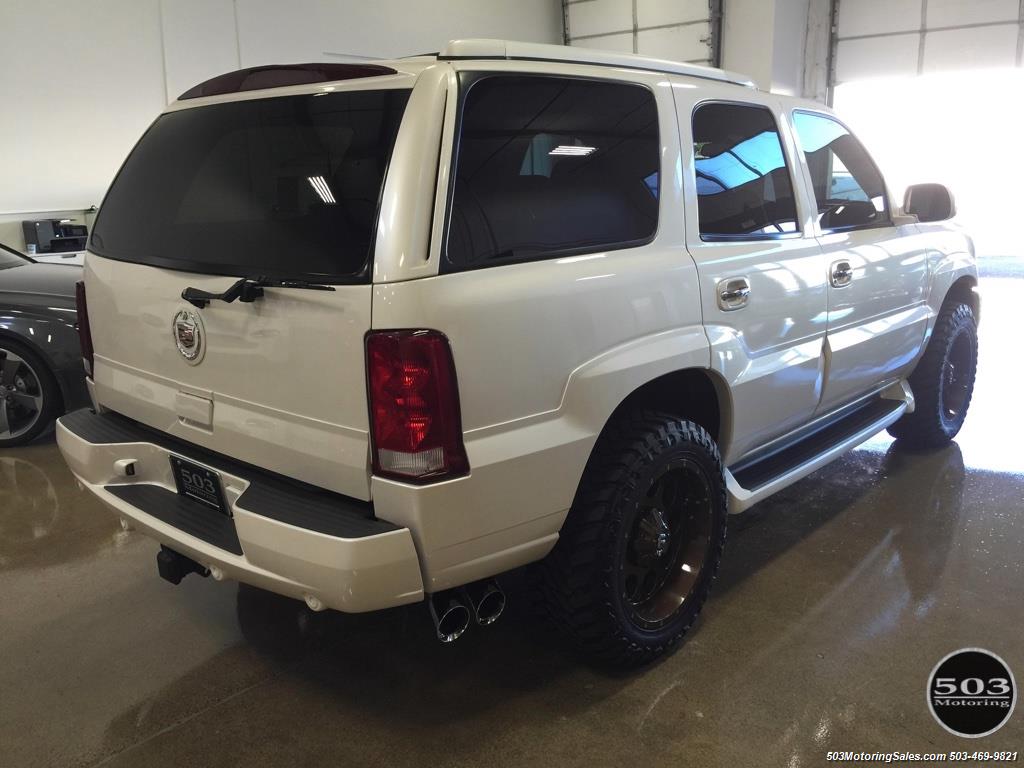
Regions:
[[465, 580, 506, 626], [428, 591, 472, 643]]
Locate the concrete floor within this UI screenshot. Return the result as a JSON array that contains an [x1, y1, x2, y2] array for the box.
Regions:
[[2, 274, 1021, 768]]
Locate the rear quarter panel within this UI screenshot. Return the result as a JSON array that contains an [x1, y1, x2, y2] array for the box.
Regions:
[[370, 63, 710, 590]]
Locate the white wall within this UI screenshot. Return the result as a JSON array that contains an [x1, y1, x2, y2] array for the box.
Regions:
[[722, 0, 776, 89], [802, 0, 833, 102], [722, 0, 820, 96], [562, 0, 826, 94], [771, 0, 811, 95], [0, 0, 562, 247], [565, 0, 714, 64], [0, 0, 168, 222]]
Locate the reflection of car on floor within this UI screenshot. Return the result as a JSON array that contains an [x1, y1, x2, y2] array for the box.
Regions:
[[0, 455, 60, 568], [0, 243, 90, 446]]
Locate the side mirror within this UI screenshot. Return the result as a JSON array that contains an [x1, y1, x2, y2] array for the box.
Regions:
[[903, 183, 956, 223]]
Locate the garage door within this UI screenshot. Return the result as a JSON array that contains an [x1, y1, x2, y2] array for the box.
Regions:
[[833, 0, 1024, 86], [564, 0, 721, 65]]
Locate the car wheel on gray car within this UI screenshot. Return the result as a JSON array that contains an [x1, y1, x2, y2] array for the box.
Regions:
[[0, 339, 60, 448]]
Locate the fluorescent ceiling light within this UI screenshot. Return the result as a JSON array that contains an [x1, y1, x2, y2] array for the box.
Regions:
[[549, 145, 596, 157], [308, 175, 336, 204]]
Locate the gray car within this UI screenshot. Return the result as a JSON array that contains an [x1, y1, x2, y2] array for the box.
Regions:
[[0, 243, 90, 446]]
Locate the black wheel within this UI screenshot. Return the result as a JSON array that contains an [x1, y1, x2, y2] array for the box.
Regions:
[[887, 301, 978, 449], [0, 339, 60, 448], [534, 410, 727, 669]]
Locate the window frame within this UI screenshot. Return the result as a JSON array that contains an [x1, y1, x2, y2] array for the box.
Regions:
[[440, 71, 661, 274], [690, 99, 805, 244], [88, 87, 412, 285], [789, 108, 894, 235]]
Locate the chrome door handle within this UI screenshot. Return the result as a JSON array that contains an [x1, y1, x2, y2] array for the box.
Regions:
[[717, 277, 750, 311], [830, 260, 853, 287]]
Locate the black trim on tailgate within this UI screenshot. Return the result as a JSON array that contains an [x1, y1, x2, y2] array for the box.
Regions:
[[60, 408, 398, 540]]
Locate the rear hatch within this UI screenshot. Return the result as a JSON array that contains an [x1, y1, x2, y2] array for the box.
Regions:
[[85, 82, 412, 500]]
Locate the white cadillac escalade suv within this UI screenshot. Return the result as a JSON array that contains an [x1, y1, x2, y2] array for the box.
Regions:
[[58, 40, 979, 668]]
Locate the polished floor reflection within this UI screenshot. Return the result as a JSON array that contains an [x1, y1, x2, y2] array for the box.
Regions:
[[1, 275, 1021, 768]]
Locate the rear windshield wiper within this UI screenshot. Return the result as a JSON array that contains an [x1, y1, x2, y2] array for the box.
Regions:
[[181, 276, 336, 308]]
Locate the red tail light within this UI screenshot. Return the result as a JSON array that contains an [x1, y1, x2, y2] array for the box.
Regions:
[[366, 330, 469, 482], [75, 281, 94, 378]]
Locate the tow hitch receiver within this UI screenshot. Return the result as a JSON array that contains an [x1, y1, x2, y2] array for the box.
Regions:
[[157, 546, 210, 585]]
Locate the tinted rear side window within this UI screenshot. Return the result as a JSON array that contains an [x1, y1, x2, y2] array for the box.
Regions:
[[445, 75, 659, 270], [692, 102, 799, 238], [91, 89, 410, 281]]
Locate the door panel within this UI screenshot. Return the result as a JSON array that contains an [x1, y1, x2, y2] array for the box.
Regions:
[[676, 89, 828, 463], [817, 227, 930, 411], [693, 241, 828, 461], [787, 109, 930, 413]]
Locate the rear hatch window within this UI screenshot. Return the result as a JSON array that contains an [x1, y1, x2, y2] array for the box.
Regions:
[[90, 88, 410, 282]]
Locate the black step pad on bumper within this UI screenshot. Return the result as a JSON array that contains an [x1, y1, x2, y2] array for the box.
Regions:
[[108, 484, 244, 555], [61, 408, 397, 540]]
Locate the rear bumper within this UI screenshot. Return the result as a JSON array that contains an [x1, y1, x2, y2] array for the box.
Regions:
[[56, 409, 424, 613]]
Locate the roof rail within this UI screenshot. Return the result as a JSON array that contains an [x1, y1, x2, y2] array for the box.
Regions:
[[438, 39, 756, 89]]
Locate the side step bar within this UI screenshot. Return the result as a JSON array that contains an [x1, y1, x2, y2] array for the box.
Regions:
[[725, 383, 912, 513]]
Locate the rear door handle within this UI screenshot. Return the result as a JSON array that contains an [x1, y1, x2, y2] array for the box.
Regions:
[[717, 277, 750, 311], [830, 260, 854, 287]]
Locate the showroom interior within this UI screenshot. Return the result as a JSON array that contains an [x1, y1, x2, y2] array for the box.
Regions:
[[1, 0, 1021, 766]]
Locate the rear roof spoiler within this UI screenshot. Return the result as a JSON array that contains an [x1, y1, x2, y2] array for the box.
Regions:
[[178, 63, 398, 101]]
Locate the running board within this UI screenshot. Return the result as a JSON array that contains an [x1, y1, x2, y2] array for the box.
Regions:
[[725, 383, 912, 513]]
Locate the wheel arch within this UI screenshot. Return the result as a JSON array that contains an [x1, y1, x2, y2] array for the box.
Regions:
[[943, 274, 980, 323], [572, 367, 733, 491], [604, 367, 729, 447], [926, 243, 979, 327], [559, 327, 729, 489], [0, 327, 67, 412]]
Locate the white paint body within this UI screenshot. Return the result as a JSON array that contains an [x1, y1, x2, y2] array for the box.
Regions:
[[59, 41, 977, 610]]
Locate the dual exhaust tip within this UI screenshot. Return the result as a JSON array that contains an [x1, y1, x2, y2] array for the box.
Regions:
[[157, 545, 502, 645], [429, 580, 505, 643]]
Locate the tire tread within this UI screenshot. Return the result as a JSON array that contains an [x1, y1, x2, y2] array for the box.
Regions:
[[531, 410, 727, 668], [888, 301, 977, 449]]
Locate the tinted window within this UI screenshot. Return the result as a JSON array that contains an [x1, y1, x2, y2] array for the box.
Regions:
[[446, 76, 659, 269], [792, 111, 887, 231], [692, 103, 799, 238], [91, 89, 410, 281]]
